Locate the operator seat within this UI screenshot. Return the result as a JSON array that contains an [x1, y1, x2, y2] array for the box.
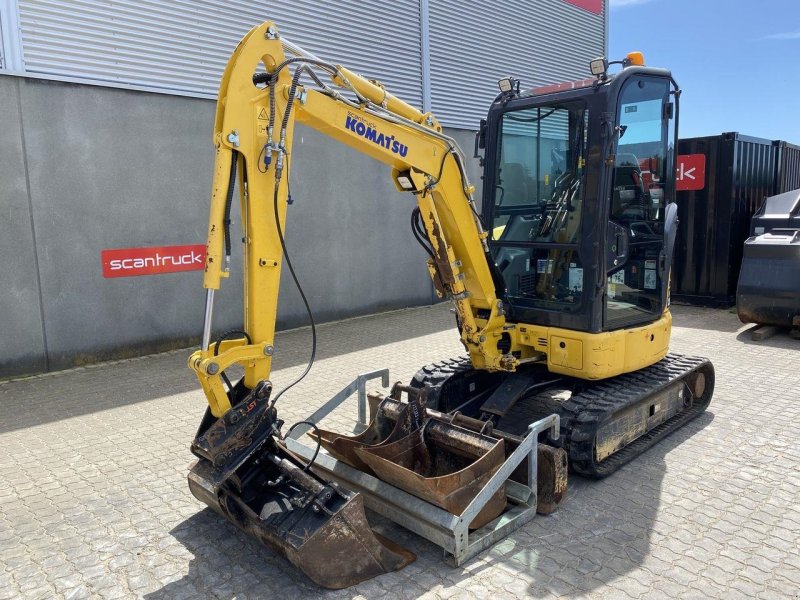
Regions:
[[611, 153, 645, 221], [499, 162, 530, 207]]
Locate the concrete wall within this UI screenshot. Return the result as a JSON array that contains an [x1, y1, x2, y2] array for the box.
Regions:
[[0, 76, 483, 377]]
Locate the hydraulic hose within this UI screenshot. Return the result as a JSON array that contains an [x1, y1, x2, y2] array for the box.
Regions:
[[223, 152, 238, 262]]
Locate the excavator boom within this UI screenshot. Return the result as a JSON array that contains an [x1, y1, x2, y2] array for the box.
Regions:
[[192, 22, 509, 414]]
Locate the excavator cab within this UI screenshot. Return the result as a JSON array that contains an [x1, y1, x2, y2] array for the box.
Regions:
[[480, 64, 680, 334]]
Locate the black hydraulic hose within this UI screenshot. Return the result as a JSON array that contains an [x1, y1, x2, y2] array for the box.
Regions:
[[212, 329, 253, 356], [300, 65, 326, 89], [252, 57, 337, 86], [269, 180, 317, 408], [411, 207, 435, 260], [223, 152, 238, 259], [267, 63, 318, 408], [213, 329, 253, 394], [285, 420, 322, 471], [269, 78, 275, 128], [281, 68, 303, 135]]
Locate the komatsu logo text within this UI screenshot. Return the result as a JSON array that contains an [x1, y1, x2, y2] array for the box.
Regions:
[[345, 114, 408, 158]]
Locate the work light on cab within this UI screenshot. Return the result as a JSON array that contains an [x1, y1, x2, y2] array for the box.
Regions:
[[497, 76, 520, 95]]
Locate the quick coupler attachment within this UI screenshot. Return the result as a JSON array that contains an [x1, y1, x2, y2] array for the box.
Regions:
[[187, 381, 414, 589]]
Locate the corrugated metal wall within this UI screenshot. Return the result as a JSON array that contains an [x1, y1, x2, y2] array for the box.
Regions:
[[14, 0, 604, 128], [428, 0, 605, 129], [268, 0, 423, 109], [17, 0, 423, 104], [18, 0, 261, 95]]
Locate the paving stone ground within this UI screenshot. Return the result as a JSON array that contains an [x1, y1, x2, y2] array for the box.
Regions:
[[1, 304, 799, 599]]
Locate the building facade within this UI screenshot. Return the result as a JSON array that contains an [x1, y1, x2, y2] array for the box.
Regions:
[[0, 0, 606, 376]]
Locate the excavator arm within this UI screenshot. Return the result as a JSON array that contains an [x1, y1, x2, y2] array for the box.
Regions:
[[188, 21, 514, 418]]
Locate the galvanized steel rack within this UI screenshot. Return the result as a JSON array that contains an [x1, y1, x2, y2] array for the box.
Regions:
[[285, 369, 560, 566]]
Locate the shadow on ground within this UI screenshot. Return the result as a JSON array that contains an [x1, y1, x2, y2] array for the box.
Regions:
[[151, 412, 714, 599], [734, 326, 799, 350], [669, 304, 742, 334], [0, 305, 455, 434]]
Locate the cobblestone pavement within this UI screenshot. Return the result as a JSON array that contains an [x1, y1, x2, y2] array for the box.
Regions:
[[1, 304, 799, 599]]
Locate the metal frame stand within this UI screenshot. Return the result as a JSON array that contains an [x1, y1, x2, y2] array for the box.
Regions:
[[284, 370, 560, 566]]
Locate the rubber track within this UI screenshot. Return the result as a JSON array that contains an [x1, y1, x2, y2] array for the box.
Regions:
[[409, 356, 473, 408], [560, 353, 714, 478]]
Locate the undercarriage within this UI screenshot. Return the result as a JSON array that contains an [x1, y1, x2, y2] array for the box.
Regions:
[[410, 353, 715, 478]]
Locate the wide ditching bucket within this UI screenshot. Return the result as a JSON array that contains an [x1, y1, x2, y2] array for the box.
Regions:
[[309, 384, 507, 529], [307, 393, 427, 474], [737, 229, 800, 329]]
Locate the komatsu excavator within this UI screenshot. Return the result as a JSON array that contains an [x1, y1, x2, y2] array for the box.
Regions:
[[186, 20, 715, 589]]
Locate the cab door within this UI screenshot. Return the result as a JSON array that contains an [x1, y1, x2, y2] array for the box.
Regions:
[[604, 75, 676, 330]]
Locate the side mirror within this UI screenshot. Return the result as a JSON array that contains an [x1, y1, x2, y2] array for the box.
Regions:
[[607, 221, 630, 270], [475, 118, 487, 151], [474, 119, 487, 167]]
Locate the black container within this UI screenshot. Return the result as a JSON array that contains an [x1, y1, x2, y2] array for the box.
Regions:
[[774, 141, 800, 194], [672, 133, 782, 307]]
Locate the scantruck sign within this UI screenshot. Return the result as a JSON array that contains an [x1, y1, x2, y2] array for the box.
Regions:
[[101, 244, 206, 278], [676, 154, 706, 191]]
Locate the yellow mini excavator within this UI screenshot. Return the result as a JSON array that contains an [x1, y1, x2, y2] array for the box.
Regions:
[[186, 21, 715, 589]]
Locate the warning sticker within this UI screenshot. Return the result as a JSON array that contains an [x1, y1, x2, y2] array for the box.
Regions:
[[257, 123, 268, 137], [569, 267, 583, 292], [644, 269, 657, 289], [645, 259, 657, 270], [257, 107, 268, 120], [610, 271, 625, 284]]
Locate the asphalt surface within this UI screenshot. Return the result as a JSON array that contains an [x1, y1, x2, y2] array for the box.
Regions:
[[1, 304, 798, 599]]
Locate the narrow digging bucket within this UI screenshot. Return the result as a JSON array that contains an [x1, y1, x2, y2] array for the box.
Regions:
[[354, 420, 506, 529], [307, 396, 425, 473], [189, 449, 415, 589], [188, 385, 414, 589]]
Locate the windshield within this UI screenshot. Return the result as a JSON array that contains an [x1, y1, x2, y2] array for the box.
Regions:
[[492, 102, 589, 244]]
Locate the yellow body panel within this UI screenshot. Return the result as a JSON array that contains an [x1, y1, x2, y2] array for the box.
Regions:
[[513, 311, 672, 379]]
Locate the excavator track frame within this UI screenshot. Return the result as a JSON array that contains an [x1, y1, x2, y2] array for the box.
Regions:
[[411, 353, 714, 478], [559, 353, 714, 477]]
